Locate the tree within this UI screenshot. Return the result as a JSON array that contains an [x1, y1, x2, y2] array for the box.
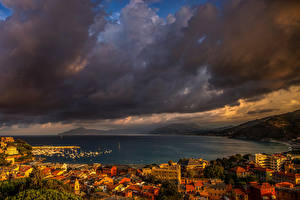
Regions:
[[5, 189, 82, 200], [247, 174, 258, 182], [29, 166, 42, 189], [0, 154, 9, 166], [204, 165, 224, 179], [157, 182, 183, 200], [187, 170, 197, 178]]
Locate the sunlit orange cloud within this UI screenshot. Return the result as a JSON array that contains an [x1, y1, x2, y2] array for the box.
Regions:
[[105, 86, 300, 127]]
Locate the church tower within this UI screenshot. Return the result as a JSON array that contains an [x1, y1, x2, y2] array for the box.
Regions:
[[74, 179, 80, 195]]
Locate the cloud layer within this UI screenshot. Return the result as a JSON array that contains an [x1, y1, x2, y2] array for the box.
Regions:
[[0, 0, 299, 127]]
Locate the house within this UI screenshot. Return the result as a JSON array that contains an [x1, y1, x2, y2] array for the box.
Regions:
[[206, 183, 227, 200], [101, 166, 117, 177], [272, 171, 300, 185], [249, 182, 276, 200], [230, 166, 249, 178], [111, 166, 117, 176], [119, 177, 131, 184], [252, 167, 273, 182]]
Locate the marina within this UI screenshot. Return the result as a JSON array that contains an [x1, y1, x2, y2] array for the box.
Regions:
[[32, 145, 113, 160]]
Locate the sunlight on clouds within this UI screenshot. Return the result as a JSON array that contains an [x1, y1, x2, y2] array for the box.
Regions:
[[108, 86, 300, 127]]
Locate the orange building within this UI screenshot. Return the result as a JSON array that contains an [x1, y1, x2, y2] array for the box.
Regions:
[[111, 166, 117, 176], [230, 166, 249, 178], [185, 184, 195, 193]]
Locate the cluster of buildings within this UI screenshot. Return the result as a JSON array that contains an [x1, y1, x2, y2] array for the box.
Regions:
[[2, 137, 300, 200], [1, 162, 160, 200], [0, 137, 23, 165]]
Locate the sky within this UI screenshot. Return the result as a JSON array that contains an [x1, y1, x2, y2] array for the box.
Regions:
[[0, 0, 299, 135]]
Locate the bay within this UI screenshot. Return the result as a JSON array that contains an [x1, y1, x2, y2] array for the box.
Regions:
[[16, 135, 288, 165]]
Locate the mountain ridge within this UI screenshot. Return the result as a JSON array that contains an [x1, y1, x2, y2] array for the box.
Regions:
[[220, 109, 300, 142]]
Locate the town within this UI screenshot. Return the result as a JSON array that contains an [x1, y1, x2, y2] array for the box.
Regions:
[[1, 137, 300, 200]]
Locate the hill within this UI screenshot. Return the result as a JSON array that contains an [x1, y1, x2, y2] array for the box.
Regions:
[[58, 127, 102, 136], [221, 110, 300, 142]]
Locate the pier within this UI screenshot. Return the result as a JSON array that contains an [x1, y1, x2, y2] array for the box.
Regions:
[[32, 146, 80, 149]]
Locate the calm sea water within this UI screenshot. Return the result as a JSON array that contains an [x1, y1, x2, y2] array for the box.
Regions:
[[17, 135, 288, 165]]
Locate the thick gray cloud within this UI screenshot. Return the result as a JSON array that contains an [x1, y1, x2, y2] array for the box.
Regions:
[[0, 0, 299, 126]]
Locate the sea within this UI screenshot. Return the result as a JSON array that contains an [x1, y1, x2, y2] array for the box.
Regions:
[[16, 135, 288, 165]]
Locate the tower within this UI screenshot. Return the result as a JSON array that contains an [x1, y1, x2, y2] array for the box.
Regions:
[[74, 179, 80, 195]]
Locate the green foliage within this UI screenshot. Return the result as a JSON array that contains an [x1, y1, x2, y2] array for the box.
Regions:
[[15, 139, 32, 156], [0, 178, 31, 198], [29, 166, 43, 189], [293, 159, 300, 164], [0, 154, 9, 166], [213, 154, 247, 170], [5, 189, 81, 200], [186, 170, 197, 178], [157, 182, 183, 200], [177, 158, 189, 165], [204, 165, 224, 179], [0, 169, 73, 199], [246, 174, 258, 182]]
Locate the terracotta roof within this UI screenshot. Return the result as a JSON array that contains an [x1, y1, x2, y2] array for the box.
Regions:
[[275, 182, 294, 188], [128, 185, 141, 192], [186, 184, 195, 191], [194, 182, 203, 187], [232, 166, 246, 173]]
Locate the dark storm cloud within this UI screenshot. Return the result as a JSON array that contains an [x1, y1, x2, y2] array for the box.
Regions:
[[0, 0, 299, 126]]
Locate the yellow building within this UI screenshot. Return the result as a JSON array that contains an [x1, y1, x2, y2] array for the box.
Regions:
[[24, 167, 33, 177], [5, 146, 19, 155], [142, 168, 152, 176], [150, 163, 181, 183], [250, 153, 287, 171], [249, 153, 269, 168], [270, 154, 287, 171]]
